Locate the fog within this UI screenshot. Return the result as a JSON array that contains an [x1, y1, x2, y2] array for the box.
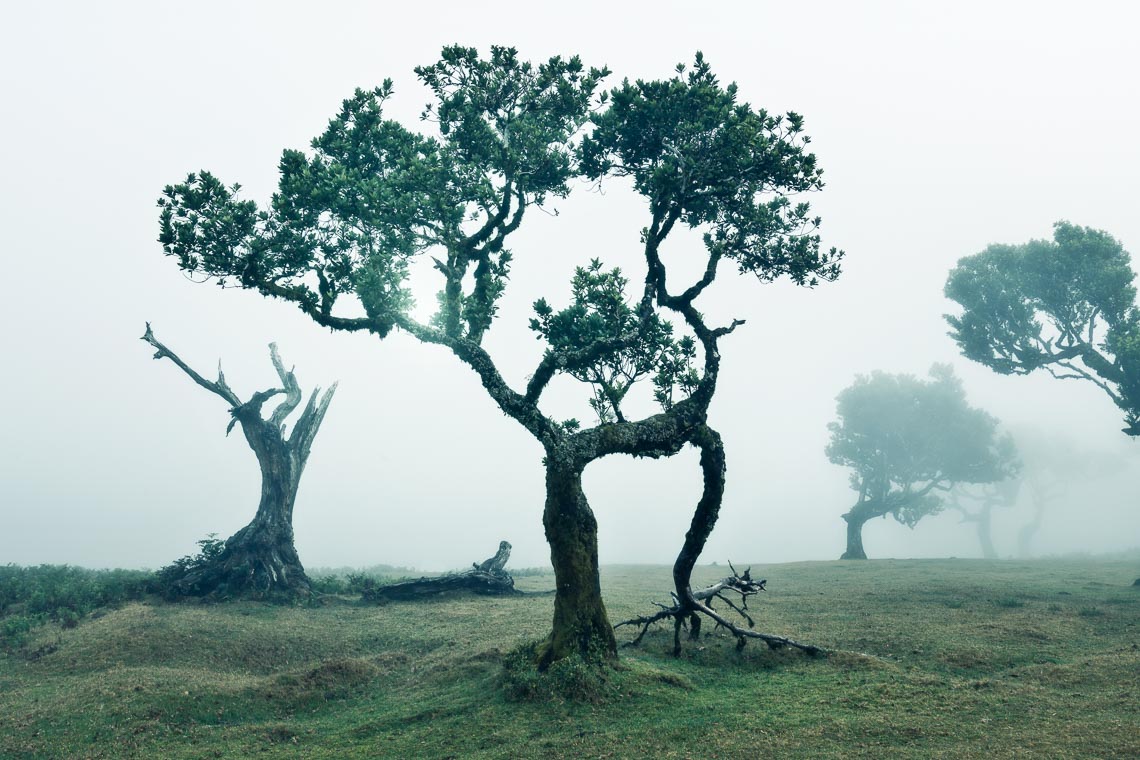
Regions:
[[2, 1, 1138, 571]]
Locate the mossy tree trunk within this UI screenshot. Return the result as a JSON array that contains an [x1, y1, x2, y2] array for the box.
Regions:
[[537, 455, 616, 668], [197, 418, 308, 597]]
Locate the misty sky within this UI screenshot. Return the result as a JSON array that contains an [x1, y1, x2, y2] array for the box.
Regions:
[[2, 1, 1139, 571]]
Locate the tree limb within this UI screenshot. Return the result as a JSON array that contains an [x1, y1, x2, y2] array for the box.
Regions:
[[142, 323, 241, 407]]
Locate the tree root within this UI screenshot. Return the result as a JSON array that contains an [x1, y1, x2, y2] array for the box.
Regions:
[[615, 561, 824, 657]]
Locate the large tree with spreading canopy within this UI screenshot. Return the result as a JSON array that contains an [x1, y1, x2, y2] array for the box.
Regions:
[[945, 222, 1140, 436], [157, 46, 841, 665], [827, 365, 1018, 560]]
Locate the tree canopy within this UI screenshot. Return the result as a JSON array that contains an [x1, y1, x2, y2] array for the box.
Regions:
[[827, 365, 1018, 559], [945, 221, 1140, 435], [157, 46, 842, 664]]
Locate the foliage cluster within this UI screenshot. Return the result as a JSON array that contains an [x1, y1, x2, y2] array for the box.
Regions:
[[0, 564, 151, 648], [152, 534, 225, 599], [946, 221, 1140, 435], [827, 365, 1019, 529]]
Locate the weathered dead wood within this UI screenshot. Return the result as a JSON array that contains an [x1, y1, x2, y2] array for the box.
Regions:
[[361, 541, 518, 602], [615, 562, 823, 657], [144, 323, 336, 600]]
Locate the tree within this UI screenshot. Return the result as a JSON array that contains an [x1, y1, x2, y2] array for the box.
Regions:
[[827, 365, 1018, 560], [947, 476, 1022, 559], [156, 47, 841, 665], [945, 222, 1140, 436], [142, 324, 336, 598], [1008, 428, 1128, 557]]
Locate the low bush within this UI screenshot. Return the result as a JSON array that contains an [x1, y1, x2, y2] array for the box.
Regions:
[[0, 564, 151, 649]]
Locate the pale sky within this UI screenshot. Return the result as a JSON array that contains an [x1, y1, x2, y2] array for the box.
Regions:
[[2, 1, 1138, 571]]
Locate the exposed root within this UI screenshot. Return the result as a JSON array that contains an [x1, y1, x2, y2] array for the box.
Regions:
[[615, 561, 824, 657]]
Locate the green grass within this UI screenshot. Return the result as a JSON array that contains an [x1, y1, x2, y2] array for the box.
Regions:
[[1, 559, 1137, 758]]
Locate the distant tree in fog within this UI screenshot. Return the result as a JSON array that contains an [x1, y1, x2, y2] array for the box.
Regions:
[[1010, 428, 1127, 557], [945, 222, 1140, 437], [827, 365, 1018, 560], [948, 476, 1022, 559]]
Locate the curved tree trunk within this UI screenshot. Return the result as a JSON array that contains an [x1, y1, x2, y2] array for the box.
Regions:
[[144, 327, 334, 601], [615, 426, 824, 657], [841, 511, 869, 560], [536, 455, 616, 668], [211, 441, 307, 596], [670, 425, 726, 643], [171, 429, 310, 598]]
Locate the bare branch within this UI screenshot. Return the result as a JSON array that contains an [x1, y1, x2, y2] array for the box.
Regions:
[[142, 323, 241, 407], [268, 343, 303, 430], [289, 382, 339, 461]]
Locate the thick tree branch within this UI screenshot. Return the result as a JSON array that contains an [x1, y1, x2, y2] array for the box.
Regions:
[[288, 382, 339, 462], [395, 313, 558, 443], [268, 343, 303, 430]]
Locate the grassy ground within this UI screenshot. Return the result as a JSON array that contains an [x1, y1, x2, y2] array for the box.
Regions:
[[1, 559, 1136, 759]]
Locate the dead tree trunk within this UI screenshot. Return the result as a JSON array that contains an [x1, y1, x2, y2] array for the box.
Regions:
[[361, 542, 517, 601], [143, 324, 336, 600]]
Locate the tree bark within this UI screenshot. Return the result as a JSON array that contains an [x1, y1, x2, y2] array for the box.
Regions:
[[182, 424, 309, 598], [841, 511, 869, 560], [144, 326, 334, 600], [536, 455, 617, 668], [1018, 501, 1045, 558]]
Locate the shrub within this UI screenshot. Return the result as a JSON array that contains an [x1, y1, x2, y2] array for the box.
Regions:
[[501, 640, 620, 703], [152, 535, 225, 598]]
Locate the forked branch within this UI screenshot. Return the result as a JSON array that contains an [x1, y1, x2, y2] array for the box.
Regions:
[[615, 563, 823, 657]]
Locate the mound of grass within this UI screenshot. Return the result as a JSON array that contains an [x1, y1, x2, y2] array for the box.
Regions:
[[0, 564, 151, 649], [1, 559, 1137, 758]]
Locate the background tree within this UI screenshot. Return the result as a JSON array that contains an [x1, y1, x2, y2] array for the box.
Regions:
[[1007, 428, 1128, 557], [157, 48, 840, 665], [827, 365, 1018, 560], [143, 325, 336, 599], [947, 474, 1021, 560], [945, 221, 1140, 436]]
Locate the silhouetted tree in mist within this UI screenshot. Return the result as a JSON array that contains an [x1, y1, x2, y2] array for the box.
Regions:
[[827, 365, 1018, 560], [946, 222, 1140, 437]]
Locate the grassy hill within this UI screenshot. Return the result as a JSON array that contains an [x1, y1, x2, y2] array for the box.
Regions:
[[1, 559, 1137, 758]]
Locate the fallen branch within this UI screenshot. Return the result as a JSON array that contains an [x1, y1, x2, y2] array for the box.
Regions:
[[361, 541, 517, 602], [615, 562, 824, 657]]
